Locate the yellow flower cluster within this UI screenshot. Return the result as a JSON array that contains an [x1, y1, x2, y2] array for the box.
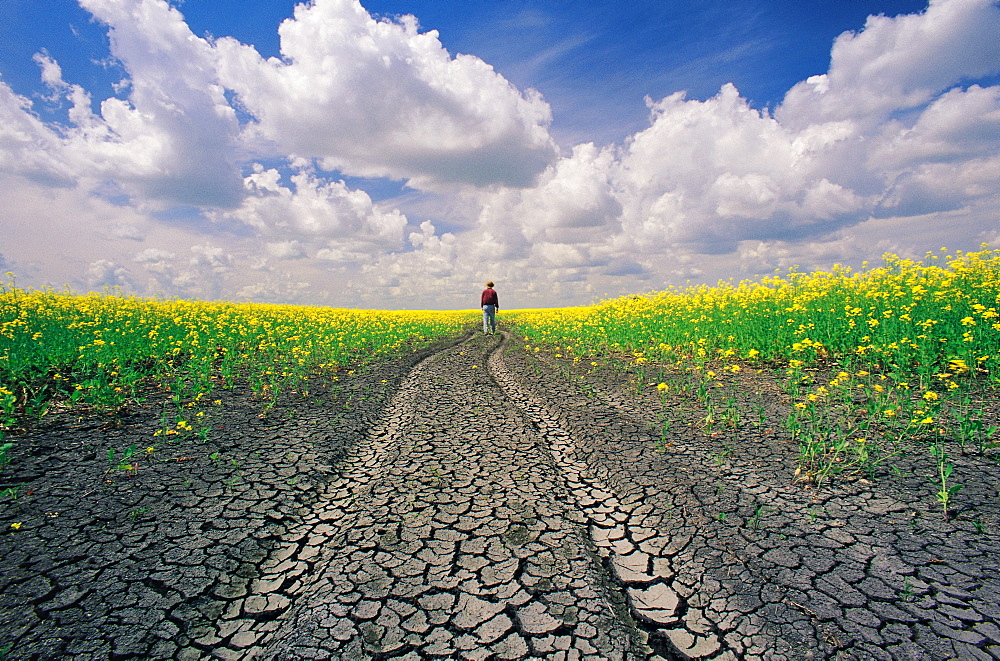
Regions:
[[0, 287, 473, 419], [509, 248, 1000, 383]]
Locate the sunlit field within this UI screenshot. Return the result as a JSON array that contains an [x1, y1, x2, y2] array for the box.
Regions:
[[510, 248, 1000, 511], [0, 290, 474, 436], [3, 249, 999, 515]]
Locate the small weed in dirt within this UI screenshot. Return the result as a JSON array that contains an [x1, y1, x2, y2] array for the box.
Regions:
[[710, 445, 732, 467], [748, 504, 770, 530], [929, 443, 962, 518], [107, 445, 137, 472]]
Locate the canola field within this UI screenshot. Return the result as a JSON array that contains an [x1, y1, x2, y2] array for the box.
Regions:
[[509, 248, 1000, 505], [511, 248, 1000, 375], [2, 248, 999, 508], [0, 291, 473, 435]]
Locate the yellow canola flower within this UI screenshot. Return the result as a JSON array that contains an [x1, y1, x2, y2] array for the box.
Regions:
[[9, 246, 1000, 432]]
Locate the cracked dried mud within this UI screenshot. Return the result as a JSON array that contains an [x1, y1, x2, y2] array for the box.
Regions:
[[2, 331, 999, 659]]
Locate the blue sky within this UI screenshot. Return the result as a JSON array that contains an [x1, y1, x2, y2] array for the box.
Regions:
[[2, 0, 931, 146], [0, 0, 997, 308]]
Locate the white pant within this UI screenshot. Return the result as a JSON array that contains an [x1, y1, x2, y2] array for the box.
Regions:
[[482, 305, 497, 333]]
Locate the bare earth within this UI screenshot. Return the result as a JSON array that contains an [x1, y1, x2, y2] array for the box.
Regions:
[[1, 331, 999, 660]]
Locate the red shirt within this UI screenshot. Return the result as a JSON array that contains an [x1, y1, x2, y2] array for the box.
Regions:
[[481, 288, 498, 308]]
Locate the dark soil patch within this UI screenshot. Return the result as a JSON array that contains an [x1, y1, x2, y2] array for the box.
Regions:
[[1, 329, 998, 660]]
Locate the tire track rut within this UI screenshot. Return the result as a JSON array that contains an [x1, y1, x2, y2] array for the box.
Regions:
[[257, 333, 647, 659], [4, 329, 998, 660], [488, 336, 727, 659]]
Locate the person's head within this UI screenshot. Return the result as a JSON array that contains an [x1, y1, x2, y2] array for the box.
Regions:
[[485, 281, 494, 288]]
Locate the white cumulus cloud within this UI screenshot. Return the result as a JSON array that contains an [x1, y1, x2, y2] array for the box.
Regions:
[[213, 0, 557, 189], [1, 0, 998, 308], [778, 0, 1000, 128], [78, 0, 245, 207], [86, 259, 133, 289], [220, 163, 408, 253], [453, 0, 1000, 293]]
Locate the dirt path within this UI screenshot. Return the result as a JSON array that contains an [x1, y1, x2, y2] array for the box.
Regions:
[[1, 331, 999, 659]]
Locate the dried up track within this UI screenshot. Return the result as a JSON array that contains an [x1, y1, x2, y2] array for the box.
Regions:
[[1, 331, 999, 659]]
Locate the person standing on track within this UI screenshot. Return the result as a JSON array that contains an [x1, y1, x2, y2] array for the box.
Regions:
[[481, 281, 499, 334]]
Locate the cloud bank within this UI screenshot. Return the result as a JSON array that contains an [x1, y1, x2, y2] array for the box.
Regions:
[[1, 0, 998, 308]]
